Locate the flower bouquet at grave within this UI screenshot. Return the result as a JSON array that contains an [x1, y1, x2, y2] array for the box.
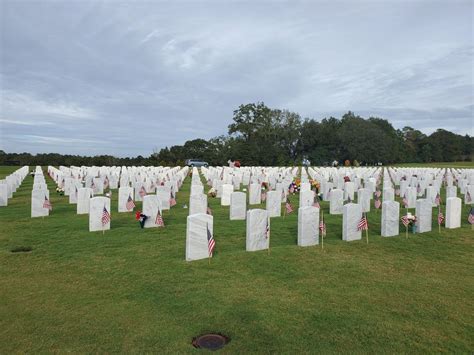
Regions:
[[406, 212, 417, 232], [135, 210, 148, 229], [207, 187, 217, 198], [261, 182, 269, 191], [310, 179, 320, 193], [290, 178, 301, 193], [56, 187, 64, 196]]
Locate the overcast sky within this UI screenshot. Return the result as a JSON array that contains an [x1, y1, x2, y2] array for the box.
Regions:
[[1, 0, 472, 157]]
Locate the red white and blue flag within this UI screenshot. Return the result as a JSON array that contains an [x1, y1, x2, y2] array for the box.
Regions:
[[155, 209, 165, 227], [43, 196, 52, 211], [126, 194, 135, 211], [207, 223, 215, 257], [357, 215, 368, 231], [101, 205, 110, 226]]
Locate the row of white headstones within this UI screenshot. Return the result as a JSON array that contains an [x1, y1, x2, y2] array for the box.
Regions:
[[184, 166, 474, 261], [20, 164, 473, 262], [0, 166, 29, 206], [29, 165, 189, 231]]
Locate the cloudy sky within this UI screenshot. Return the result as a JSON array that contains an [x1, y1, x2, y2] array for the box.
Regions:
[[1, 0, 472, 157]]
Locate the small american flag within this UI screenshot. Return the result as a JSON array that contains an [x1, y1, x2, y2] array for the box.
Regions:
[[169, 192, 177, 207], [313, 200, 320, 209], [319, 219, 326, 235], [126, 195, 135, 211], [395, 188, 400, 196], [265, 218, 270, 239], [347, 195, 352, 203], [155, 209, 165, 227], [206, 205, 213, 215], [374, 197, 381, 209], [417, 184, 421, 193], [437, 211, 444, 225], [207, 223, 215, 257], [402, 194, 408, 208], [101, 205, 110, 226], [289, 185, 295, 194], [139, 186, 146, 198], [104, 176, 109, 189], [285, 198, 294, 214], [91, 180, 96, 190], [43, 196, 52, 211], [434, 193, 441, 206], [401, 215, 409, 227], [357, 215, 368, 231], [468, 207, 474, 224], [261, 191, 267, 202], [466, 191, 472, 203], [375, 190, 382, 198]]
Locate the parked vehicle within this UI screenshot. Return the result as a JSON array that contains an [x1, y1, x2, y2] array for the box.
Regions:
[[185, 159, 209, 167]]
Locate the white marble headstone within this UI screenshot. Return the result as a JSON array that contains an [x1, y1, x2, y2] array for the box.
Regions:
[[415, 199, 432, 233], [156, 186, 171, 210], [189, 193, 207, 215], [445, 197, 461, 229], [381, 201, 400, 237], [297, 206, 319, 247], [246, 209, 270, 251], [0, 183, 7, 207], [221, 184, 234, 206], [31, 189, 49, 218], [249, 183, 261, 205], [230, 191, 246, 220], [118, 186, 134, 212], [330, 189, 344, 215], [266, 190, 281, 217], [89, 196, 111, 232], [77, 188, 93, 214], [185, 213, 213, 261], [142, 195, 162, 228], [342, 203, 362, 241]]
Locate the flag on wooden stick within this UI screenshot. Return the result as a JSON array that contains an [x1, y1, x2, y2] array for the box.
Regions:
[[468, 207, 474, 224], [155, 209, 165, 227], [357, 215, 368, 231], [43, 196, 52, 211], [126, 194, 136, 211], [101, 205, 110, 226], [169, 192, 177, 207], [285, 198, 294, 214], [207, 223, 215, 257]]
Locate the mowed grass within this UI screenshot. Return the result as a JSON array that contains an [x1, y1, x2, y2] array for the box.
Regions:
[[0, 166, 473, 353], [391, 162, 474, 168]]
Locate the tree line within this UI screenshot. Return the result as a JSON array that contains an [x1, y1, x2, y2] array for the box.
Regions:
[[1, 102, 472, 166]]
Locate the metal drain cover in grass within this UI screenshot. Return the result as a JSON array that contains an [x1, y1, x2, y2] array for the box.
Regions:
[[10, 246, 32, 253], [192, 333, 230, 350]]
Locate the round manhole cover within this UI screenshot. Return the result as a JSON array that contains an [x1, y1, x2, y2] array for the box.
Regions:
[[192, 333, 230, 350], [10, 246, 32, 253]]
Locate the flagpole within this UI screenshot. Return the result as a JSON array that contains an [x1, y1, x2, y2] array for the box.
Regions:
[[406, 207, 409, 238], [438, 205, 441, 234], [365, 212, 369, 244], [321, 210, 324, 251], [268, 218, 271, 256]]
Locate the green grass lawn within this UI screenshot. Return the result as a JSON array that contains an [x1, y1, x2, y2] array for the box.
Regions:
[[1, 166, 473, 352]]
